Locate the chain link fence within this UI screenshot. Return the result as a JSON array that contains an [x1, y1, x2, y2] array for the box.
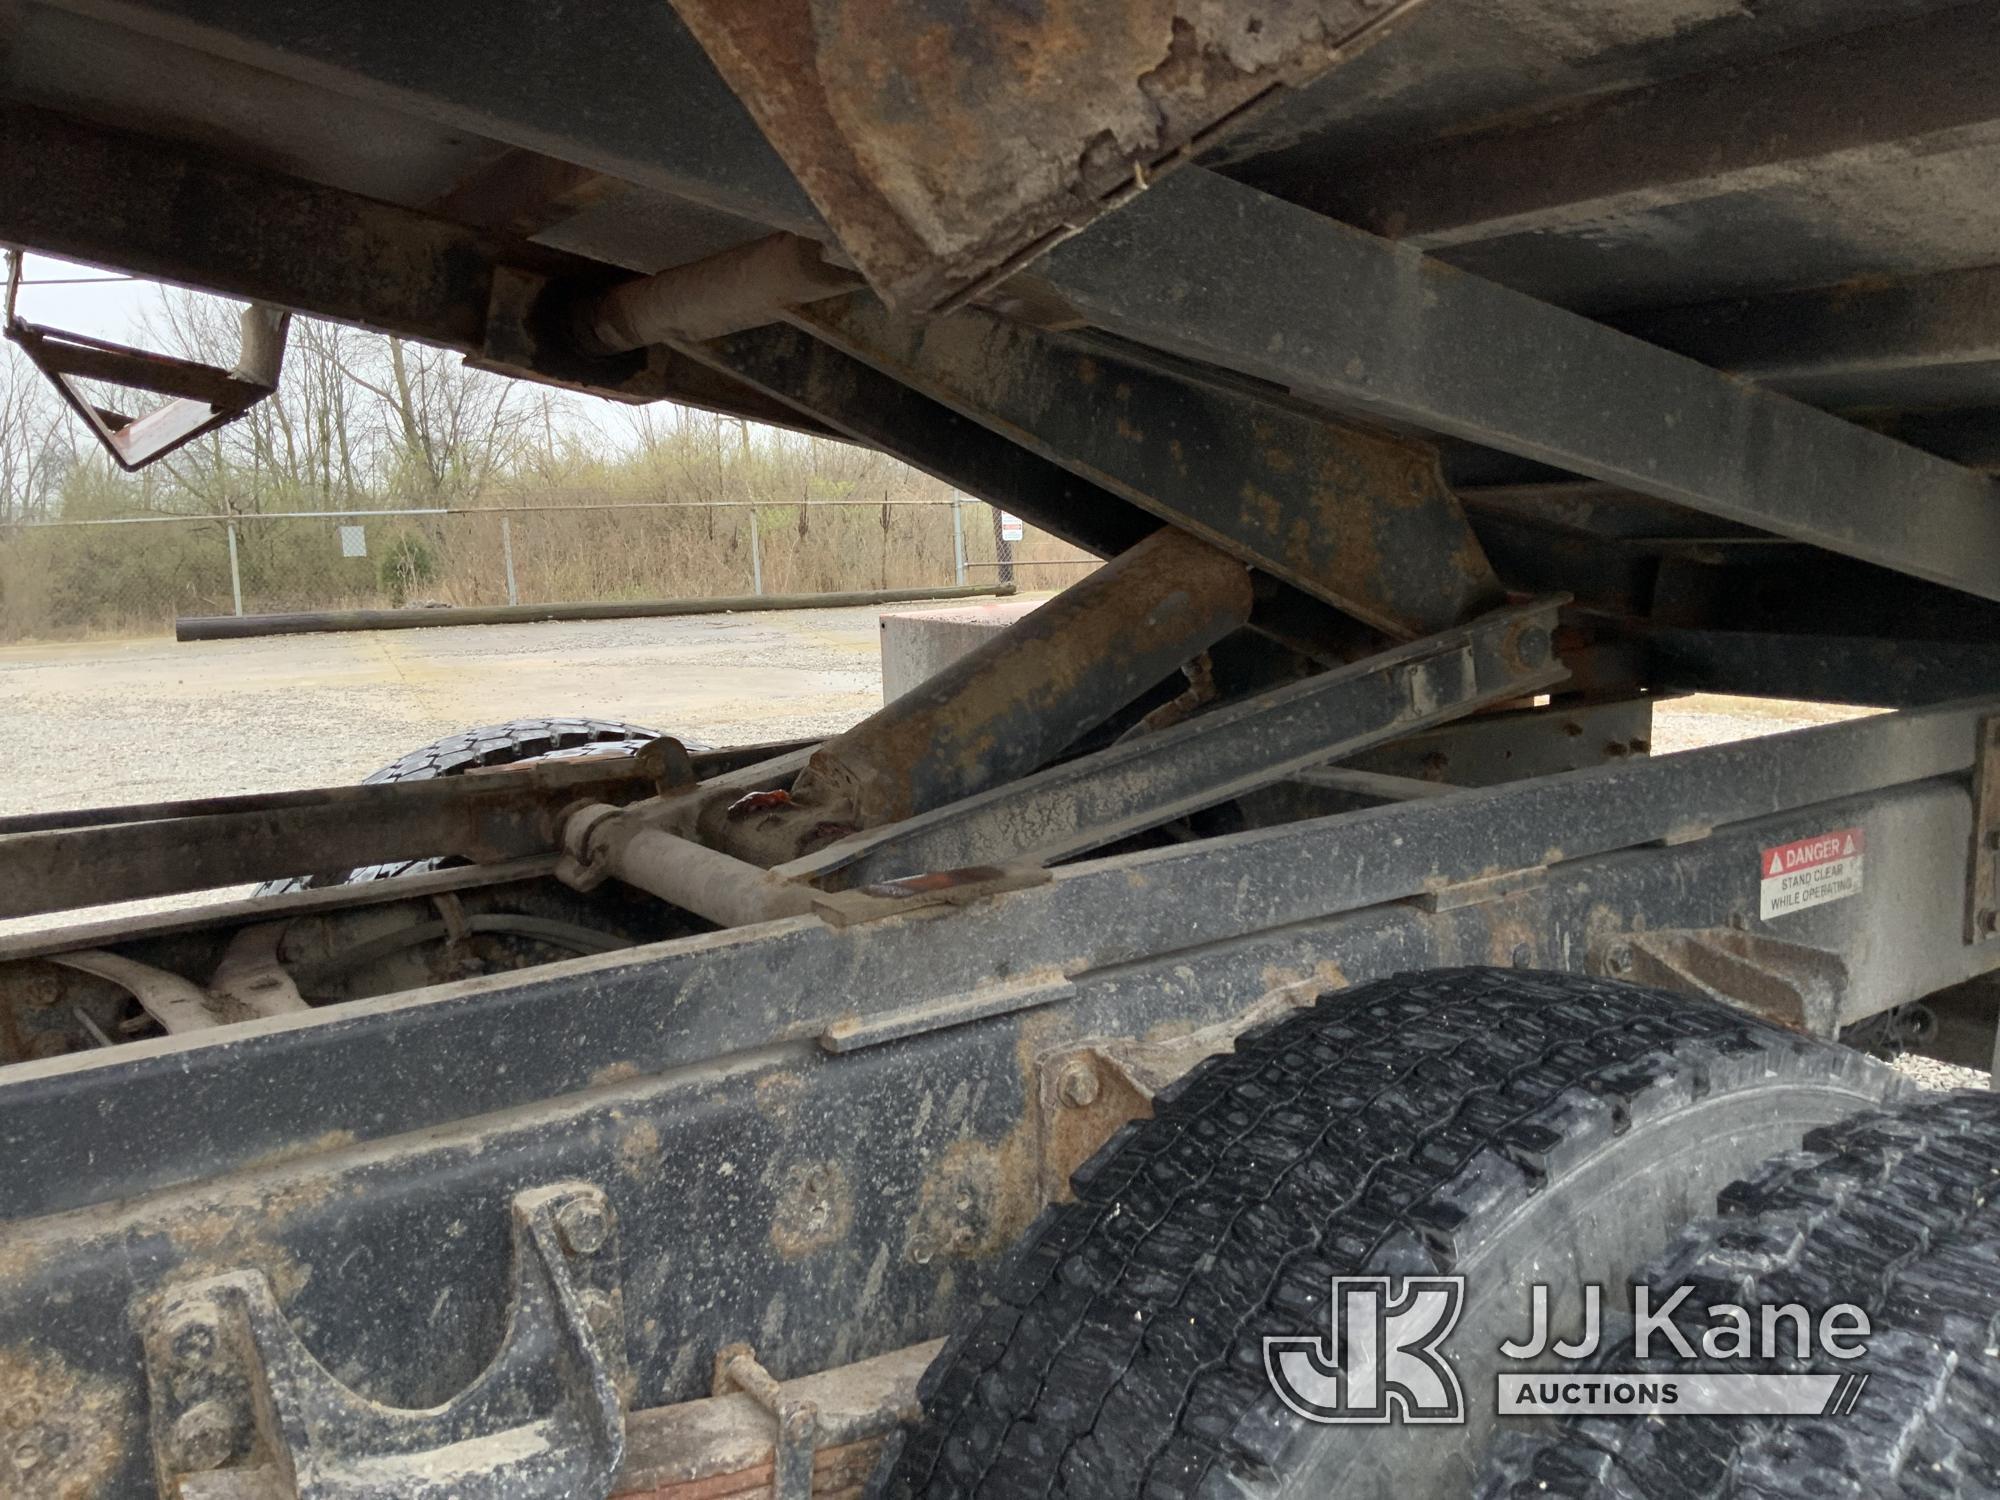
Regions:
[[0, 499, 1097, 640]]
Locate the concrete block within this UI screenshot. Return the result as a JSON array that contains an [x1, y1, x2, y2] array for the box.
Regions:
[[879, 598, 1044, 702]]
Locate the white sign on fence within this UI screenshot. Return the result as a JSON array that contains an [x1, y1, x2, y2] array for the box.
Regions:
[[338, 524, 367, 558], [999, 511, 1024, 542]]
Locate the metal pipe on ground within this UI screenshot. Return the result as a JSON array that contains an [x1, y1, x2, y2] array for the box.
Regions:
[[795, 527, 1255, 825], [175, 583, 1014, 642]]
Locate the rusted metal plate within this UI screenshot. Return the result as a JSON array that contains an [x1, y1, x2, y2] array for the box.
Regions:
[[669, 0, 1438, 311]]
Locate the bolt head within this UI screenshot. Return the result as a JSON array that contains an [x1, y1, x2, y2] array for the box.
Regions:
[[166, 1310, 219, 1372], [1509, 943, 1533, 969], [172, 1400, 236, 1473], [556, 1196, 610, 1256], [1057, 1060, 1101, 1109]]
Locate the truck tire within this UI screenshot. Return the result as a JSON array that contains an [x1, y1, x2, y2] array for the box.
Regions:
[[878, 968, 1900, 1500], [1478, 1088, 2000, 1499], [256, 716, 698, 893]]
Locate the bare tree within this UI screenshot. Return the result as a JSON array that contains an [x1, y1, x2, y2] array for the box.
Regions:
[[0, 344, 76, 521]]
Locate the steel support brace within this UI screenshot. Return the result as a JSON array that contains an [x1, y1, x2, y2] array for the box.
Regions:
[[783, 297, 1501, 635], [1642, 627, 2000, 708], [1034, 168, 2000, 603], [797, 528, 1254, 826], [0, 743, 692, 919], [678, 322, 1380, 659], [660, 528, 1256, 869], [783, 597, 1566, 888], [683, 320, 1150, 559]]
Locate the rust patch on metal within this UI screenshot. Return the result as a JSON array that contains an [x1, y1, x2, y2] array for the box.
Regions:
[[160, 1201, 319, 1306], [0, 1345, 126, 1497], [1034, 982, 1331, 1202], [617, 1118, 666, 1182], [769, 1161, 854, 1261], [670, 0, 1440, 311], [1036, 1053, 1155, 1204], [755, 1069, 810, 1124], [789, 526, 1252, 831]]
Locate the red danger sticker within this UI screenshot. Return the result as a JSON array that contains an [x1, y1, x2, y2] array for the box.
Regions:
[[1759, 827, 1864, 919]]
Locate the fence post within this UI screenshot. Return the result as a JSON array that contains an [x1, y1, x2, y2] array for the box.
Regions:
[[500, 516, 520, 606], [951, 494, 966, 585], [226, 521, 243, 617], [991, 504, 1015, 587], [750, 509, 764, 595]]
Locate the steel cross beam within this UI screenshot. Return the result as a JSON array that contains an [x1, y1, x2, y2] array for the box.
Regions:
[[1299, 2, 2000, 251], [1607, 263, 2000, 404], [685, 321, 1148, 561], [780, 598, 1567, 889], [682, 321, 1380, 660], [1033, 168, 2000, 604], [783, 298, 1500, 637], [1641, 628, 2000, 709]]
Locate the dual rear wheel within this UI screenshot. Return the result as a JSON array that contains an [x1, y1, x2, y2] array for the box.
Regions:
[[879, 969, 1992, 1500]]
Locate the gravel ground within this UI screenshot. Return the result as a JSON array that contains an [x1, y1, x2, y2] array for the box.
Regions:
[[0, 615, 1988, 1087], [0, 606, 891, 814]]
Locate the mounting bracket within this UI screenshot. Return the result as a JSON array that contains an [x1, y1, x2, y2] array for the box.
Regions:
[[139, 1182, 627, 1500], [4, 249, 287, 471]]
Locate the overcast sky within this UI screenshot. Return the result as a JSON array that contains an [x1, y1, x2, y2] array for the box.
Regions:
[[10, 251, 191, 342]]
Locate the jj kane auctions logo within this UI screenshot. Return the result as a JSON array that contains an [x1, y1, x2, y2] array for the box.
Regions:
[[1265, 1277, 1873, 1423]]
